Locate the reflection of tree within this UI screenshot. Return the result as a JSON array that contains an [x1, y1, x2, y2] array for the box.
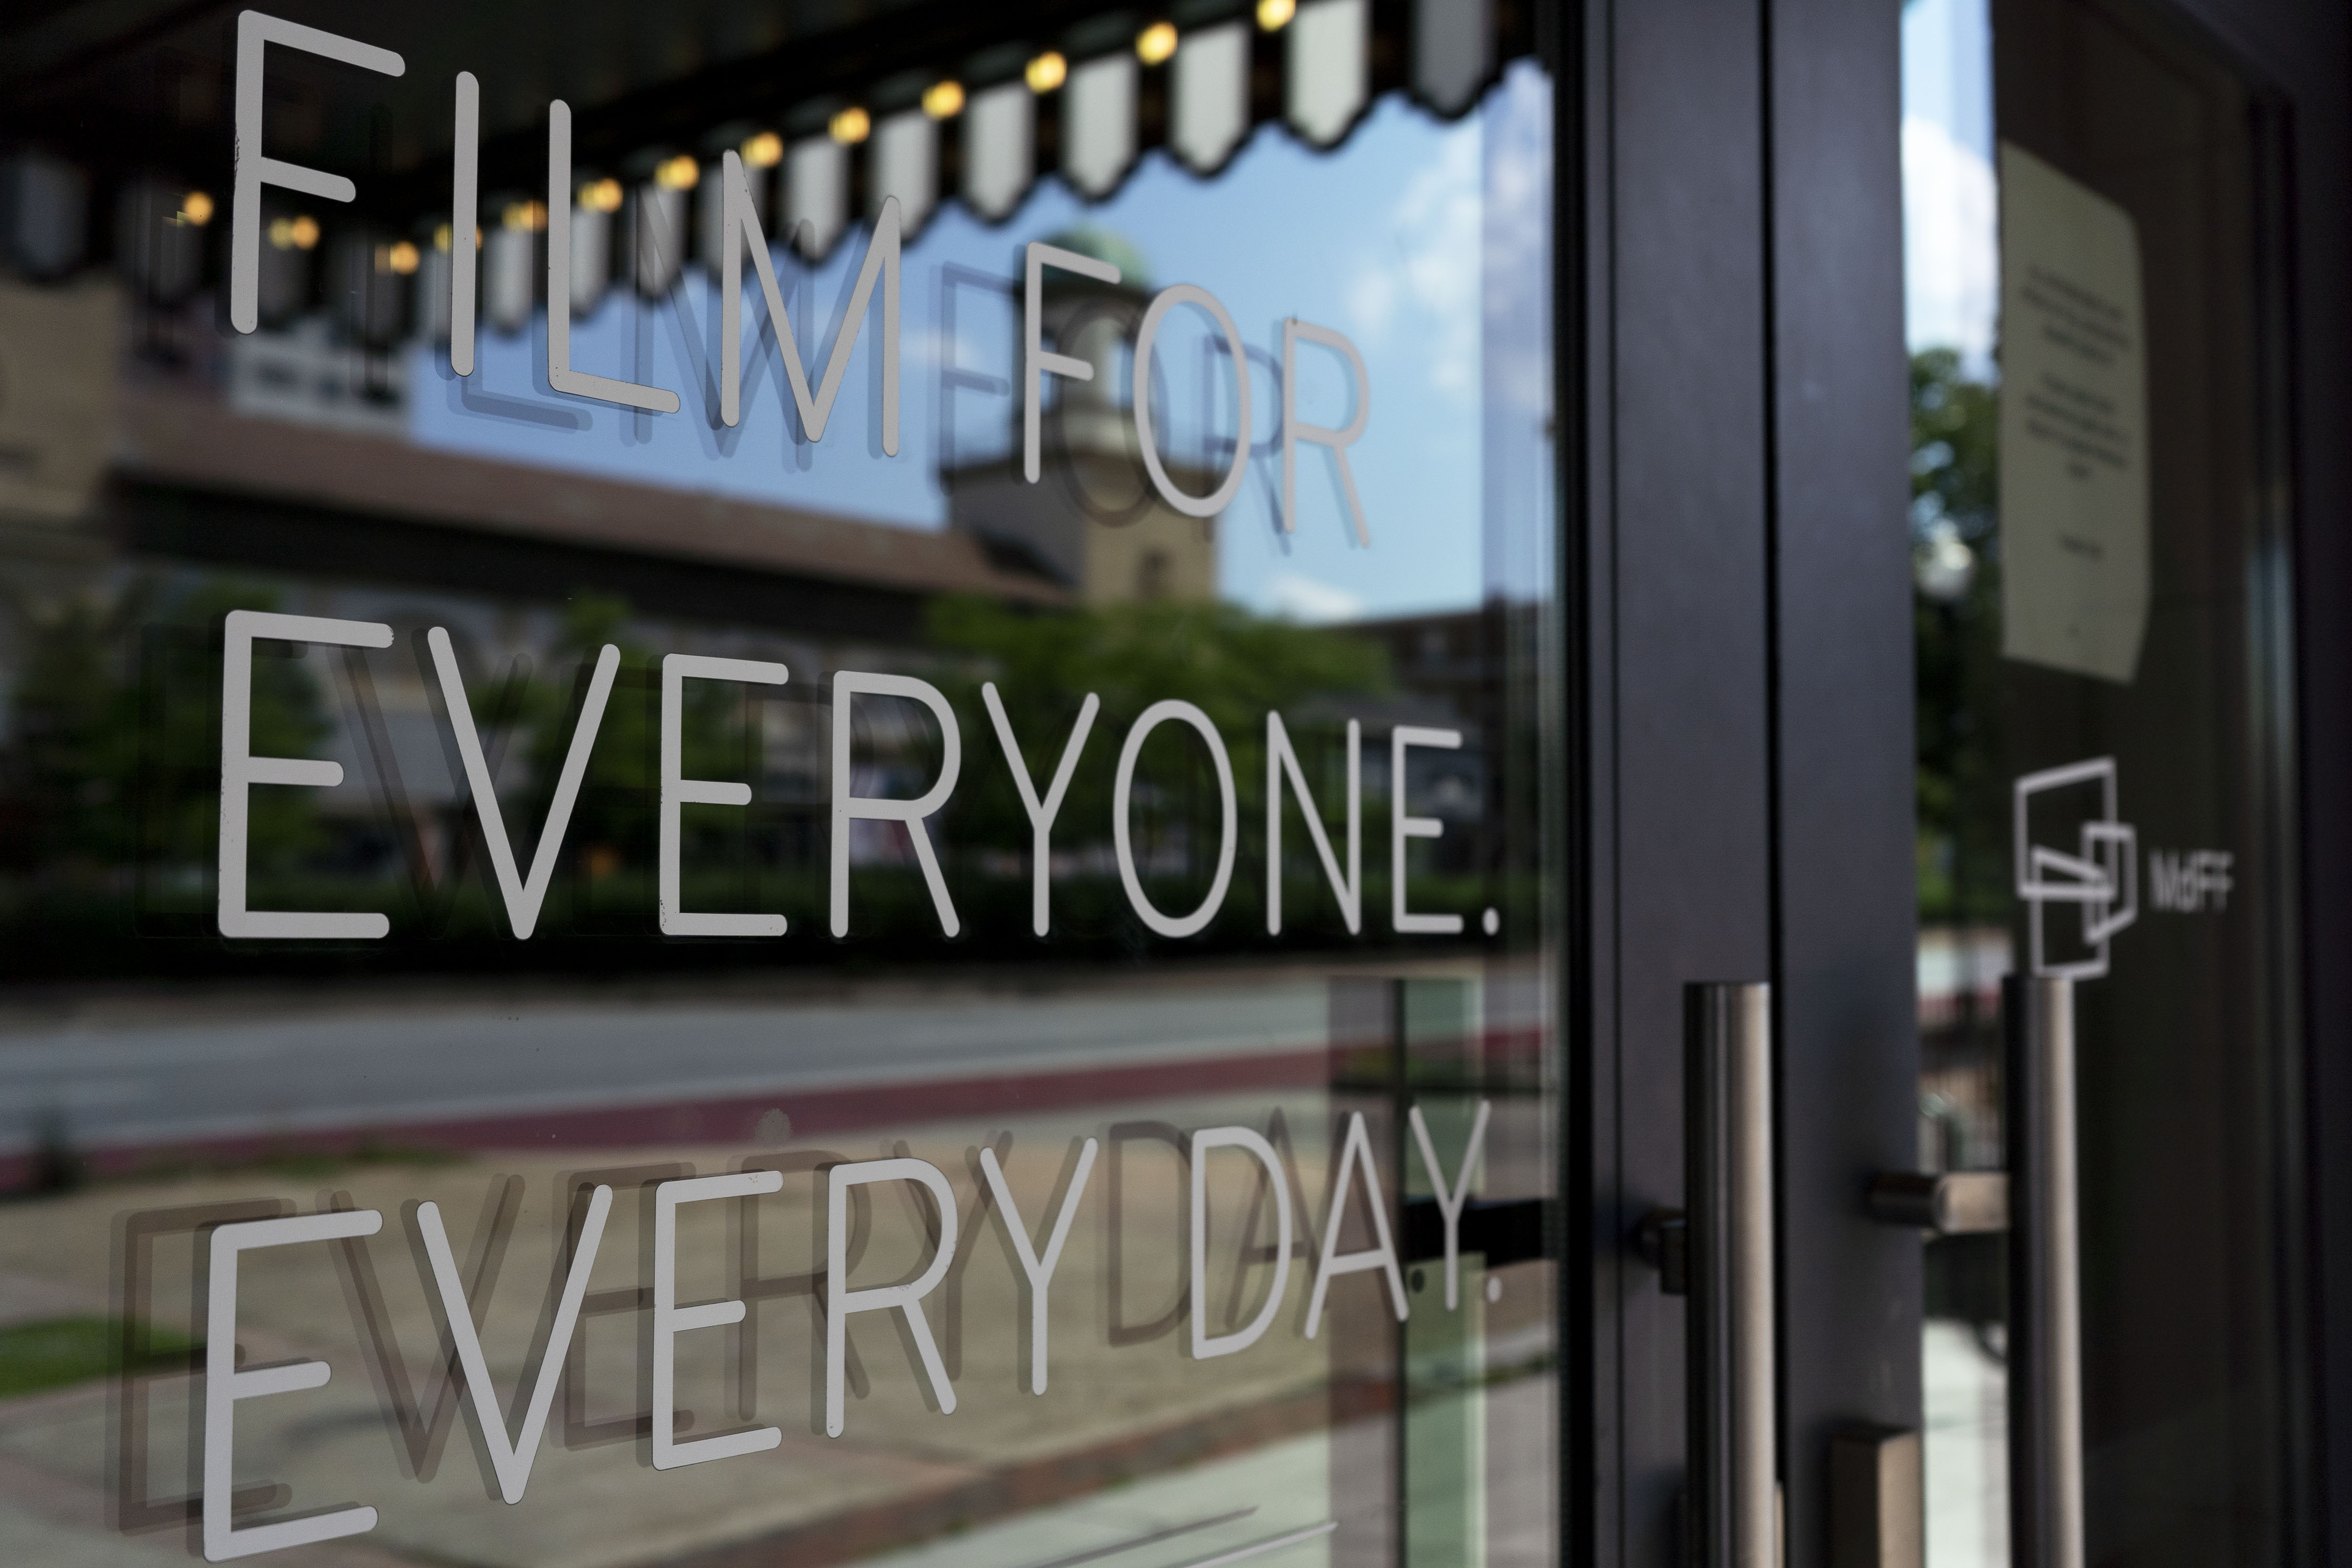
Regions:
[[1910, 348, 2005, 923], [926, 595, 1391, 933], [0, 580, 1414, 961], [452, 592, 765, 925], [509, 594, 652, 875], [10, 580, 330, 879]]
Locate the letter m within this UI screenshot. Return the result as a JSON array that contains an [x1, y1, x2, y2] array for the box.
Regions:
[[718, 151, 900, 453]]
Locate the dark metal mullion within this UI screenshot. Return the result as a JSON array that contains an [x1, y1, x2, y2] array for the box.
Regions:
[[1761, 0, 1921, 1560]]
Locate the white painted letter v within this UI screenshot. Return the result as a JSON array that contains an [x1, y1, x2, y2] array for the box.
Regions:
[[417, 1185, 612, 1505], [428, 627, 618, 938]]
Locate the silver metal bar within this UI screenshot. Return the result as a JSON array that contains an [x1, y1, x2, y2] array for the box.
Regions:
[[2007, 974, 2084, 1568], [1687, 981, 1778, 1568], [1866, 1170, 2009, 1235]]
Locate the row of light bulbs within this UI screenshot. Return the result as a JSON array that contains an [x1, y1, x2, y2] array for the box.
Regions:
[[147, 3, 1311, 295], [167, 187, 343, 256]]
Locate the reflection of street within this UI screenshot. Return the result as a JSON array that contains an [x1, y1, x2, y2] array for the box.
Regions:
[[0, 965, 1545, 1175], [848, 1375, 1556, 1568], [0, 1068, 1555, 1568]]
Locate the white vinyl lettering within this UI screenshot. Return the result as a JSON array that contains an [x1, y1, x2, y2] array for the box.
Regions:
[[1113, 700, 1238, 939], [1133, 284, 1252, 517], [1023, 241, 1123, 481], [449, 72, 478, 375], [416, 1185, 613, 1501], [1303, 1112, 1408, 1337], [978, 1139, 1100, 1393], [2148, 848, 2234, 913], [826, 1158, 960, 1435], [982, 683, 1100, 937], [831, 671, 963, 937], [546, 102, 678, 411], [661, 654, 791, 937], [1391, 725, 1465, 935], [229, 14, 404, 335], [204, 1211, 384, 1561], [1280, 317, 1371, 545], [720, 153, 902, 451], [1190, 1126, 1294, 1360], [653, 1172, 786, 1469], [1266, 711, 1362, 935], [428, 628, 618, 939], [218, 609, 394, 939], [1407, 1101, 1492, 1310]]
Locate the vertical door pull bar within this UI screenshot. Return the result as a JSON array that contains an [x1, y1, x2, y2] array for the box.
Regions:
[[2007, 974, 2084, 1568], [1687, 981, 1778, 1568]]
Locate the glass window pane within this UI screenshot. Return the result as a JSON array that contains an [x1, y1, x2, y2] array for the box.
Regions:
[[0, 12, 1560, 1568], [1905, 0, 2303, 1560]]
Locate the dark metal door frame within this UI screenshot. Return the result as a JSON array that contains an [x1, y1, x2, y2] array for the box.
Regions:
[[1560, 0, 1795, 1561], [2169, 0, 2352, 1562], [1561, 0, 2352, 1561]]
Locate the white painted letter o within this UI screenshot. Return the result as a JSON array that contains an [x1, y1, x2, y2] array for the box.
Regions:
[[1132, 284, 1252, 518], [1113, 699, 1237, 938]]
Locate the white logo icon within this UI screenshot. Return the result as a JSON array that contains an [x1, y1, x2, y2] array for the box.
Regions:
[[2014, 757, 2139, 979]]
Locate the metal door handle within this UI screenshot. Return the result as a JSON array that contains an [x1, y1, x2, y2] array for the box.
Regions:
[[1686, 982, 1778, 1568], [2007, 974, 2083, 1568], [1867, 1170, 2008, 1235]]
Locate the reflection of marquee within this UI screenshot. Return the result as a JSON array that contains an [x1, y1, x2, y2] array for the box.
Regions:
[[2013, 757, 2138, 979]]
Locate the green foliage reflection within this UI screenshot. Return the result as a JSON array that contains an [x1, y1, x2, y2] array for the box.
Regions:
[[13, 580, 330, 880], [1910, 348, 2006, 925], [928, 596, 1392, 896]]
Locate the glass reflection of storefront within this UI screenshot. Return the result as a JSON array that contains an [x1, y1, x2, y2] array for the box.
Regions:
[[8, 0, 2346, 1562], [0, 7, 1558, 1568]]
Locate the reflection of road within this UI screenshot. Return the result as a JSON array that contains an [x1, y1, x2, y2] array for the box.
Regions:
[[0, 978, 1336, 1165], [850, 1378, 1557, 1568], [0, 1098, 1557, 1568]]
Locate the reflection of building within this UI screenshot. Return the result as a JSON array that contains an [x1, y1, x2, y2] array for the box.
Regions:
[[0, 165, 1499, 931], [946, 230, 1220, 607], [108, 382, 1064, 637], [0, 275, 1073, 893], [1354, 610, 1503, 739], [1351, 603, 1545, 880], [0, 279, 115, 523]]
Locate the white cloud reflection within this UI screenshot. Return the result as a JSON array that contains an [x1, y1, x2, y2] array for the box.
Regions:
[[1901, 114, 1999, 377], [1344, 120, 1483, 400], [1266, 572, 1366, 624]]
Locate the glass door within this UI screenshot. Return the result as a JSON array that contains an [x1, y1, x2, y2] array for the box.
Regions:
[[1903, 0, 2310, 1562], [1583, 0, 2328, 1560]]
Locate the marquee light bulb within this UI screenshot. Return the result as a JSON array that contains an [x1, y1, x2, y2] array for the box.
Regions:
[[581, 177, 624, 213], [386, 240, 420, 275], [1025, 51, 1067, 93], [1257, 0, 1296, 30], [829, 106, 871, 145], [180, 190, 214, 226], [742, 131, 783, 168], [1136, 22, 1178, 65], [922, 80, 965, 120], [654, 155, 700, 191]]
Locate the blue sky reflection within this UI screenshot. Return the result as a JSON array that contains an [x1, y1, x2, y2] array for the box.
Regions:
[[408, 66, 1554, 621]]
